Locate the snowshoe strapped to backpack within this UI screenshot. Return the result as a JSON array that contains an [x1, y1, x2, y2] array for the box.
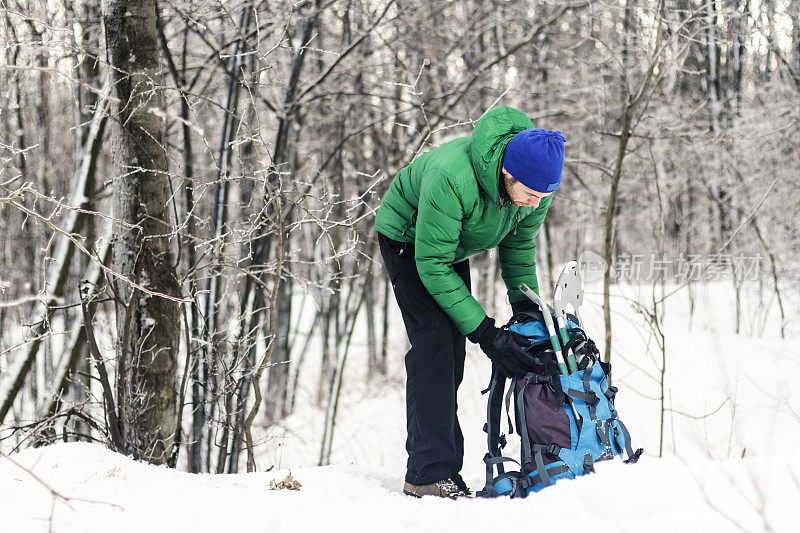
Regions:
[[476, 309, 643, 498]]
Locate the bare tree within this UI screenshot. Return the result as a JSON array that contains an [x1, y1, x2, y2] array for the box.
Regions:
[[103, 0, 181, 464], [1, 0, 797, 476]]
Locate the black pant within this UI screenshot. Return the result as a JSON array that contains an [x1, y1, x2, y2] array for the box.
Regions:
[[377, 232, 471, 485]]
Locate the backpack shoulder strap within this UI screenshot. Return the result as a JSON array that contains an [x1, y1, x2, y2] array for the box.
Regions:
[[478, 366, 512, 497], [484, 366, 507, 458]]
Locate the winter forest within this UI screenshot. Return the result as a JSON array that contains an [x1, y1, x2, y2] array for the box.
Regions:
[[1, 0, 798, 530]]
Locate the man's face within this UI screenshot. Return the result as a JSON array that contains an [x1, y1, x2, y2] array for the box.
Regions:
[[502, 168, 552, 208]]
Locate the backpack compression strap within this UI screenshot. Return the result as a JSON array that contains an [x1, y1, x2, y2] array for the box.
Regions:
[[564, 359, 643, 464]]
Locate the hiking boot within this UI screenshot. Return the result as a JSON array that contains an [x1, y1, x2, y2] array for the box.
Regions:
[[403, 478, 469, 498], [450, 473, 472, 496]]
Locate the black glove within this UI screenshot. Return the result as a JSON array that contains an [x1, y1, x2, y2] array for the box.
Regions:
[[468, 316, 533, 378]]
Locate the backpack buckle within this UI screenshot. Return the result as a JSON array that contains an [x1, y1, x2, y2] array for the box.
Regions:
[[583, 453, 595, 474], [517, 476, 534, 490], [530, 374, 551, 385]]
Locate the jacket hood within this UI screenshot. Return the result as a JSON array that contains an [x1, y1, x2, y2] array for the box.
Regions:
[[469, 105, 535, 204]]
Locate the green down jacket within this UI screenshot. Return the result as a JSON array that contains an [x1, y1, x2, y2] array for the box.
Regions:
[[374, 105, 553, 335]]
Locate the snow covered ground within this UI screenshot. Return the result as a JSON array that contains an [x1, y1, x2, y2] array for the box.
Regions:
[[2, 443, 797, 532], [2, 279, 799, 532]]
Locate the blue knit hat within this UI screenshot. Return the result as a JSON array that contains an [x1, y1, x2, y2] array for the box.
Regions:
[[503, 129, 566, 193]]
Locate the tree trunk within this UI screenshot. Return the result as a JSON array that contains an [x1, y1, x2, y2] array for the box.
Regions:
[[366, 276, 379, 377], [104, 0, 181, 464], [792, 0, 800, 80], [0, 92, 109, 425], [602, 0, 637, 364], [265, 272, 292, 423]]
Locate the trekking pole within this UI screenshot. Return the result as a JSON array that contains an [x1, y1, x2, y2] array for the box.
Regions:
[[518, 284, 569, 376], [553, 262, 580, 374]]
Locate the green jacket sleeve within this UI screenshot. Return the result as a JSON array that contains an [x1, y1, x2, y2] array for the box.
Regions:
[[414, 170, 486, 335], [498, 194, 553, 303]]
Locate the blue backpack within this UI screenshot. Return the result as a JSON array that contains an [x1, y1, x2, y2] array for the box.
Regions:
[[476, 310, 642, 498]]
